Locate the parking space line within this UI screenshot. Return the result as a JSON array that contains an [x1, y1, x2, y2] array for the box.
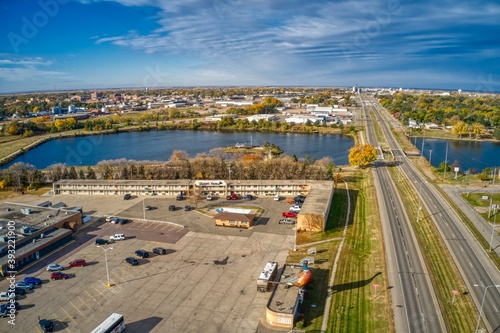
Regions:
[[78, 295, 93, 310], [116, 266, 137, 279], [84, 290, 101, 305], [61, 307, 78, 326], [69, 300, 87, 319], [111, 271, 127, 282], [91, 285, 109, 299]]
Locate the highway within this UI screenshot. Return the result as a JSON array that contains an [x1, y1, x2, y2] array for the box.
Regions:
[[360, 95, 445, 332], [365, 94, 500, 332]]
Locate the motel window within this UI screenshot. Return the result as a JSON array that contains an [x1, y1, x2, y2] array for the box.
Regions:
[[230, 220, 235, 224]]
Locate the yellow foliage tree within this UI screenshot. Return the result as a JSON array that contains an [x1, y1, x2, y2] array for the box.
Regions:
[[451, 121, 468, 138], [349, 144, 377, 168], [471, 123, 485, 140]]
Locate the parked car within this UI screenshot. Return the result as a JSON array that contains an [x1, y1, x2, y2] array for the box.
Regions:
[[168, 205, 176, 211], [206, 194, 213, 201], [152, 247, 167, 255], [7, 287, 25, 295], [115, 218, 128, 225], [289, 205, 301, 213], [274, 194, 280, 201], [95, 238, 109, 245], [24, 277, 42, 286], [184, 205, 191, 211], [0, 292, 15, 302], [282, 211, 298, 218], [50, 271, 69, 280], [279, 218, 296, 224], [135, 249, 149, 258], [110, 234, 125, 241], [123, 193, 131, 200], [0, 301, 20, 311], [125, 257, 139, 266], [176, 193, 184, 201], [243, 194, 253, 200], [227, 193, 238, 200], [144, 205, 152, 210], [39, 318, 54, 332], [68, 259, 87, 267], [106, 216, 118, 222], [294, 195, 306, 204], [0, 302, 20, 317], [15, 282, 33, 290], [46, 264, 64, 272]]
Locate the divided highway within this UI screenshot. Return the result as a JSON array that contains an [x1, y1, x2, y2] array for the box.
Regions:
[[365, 95, 500, 332], [361, 95, 445, 332]]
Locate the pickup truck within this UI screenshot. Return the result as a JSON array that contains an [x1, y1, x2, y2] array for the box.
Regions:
[[110, 234, 125, 241]]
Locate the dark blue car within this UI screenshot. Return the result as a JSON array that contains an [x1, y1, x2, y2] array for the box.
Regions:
[[24, 277, 42, 286]]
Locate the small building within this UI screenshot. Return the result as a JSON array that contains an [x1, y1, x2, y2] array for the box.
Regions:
[[214, 212, 255, 228]]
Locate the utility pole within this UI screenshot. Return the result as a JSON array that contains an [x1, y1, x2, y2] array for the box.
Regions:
[[443, 142, 448, 180], [488, 167, 496, 218], [429, 150, 433, 166], [421, 129, 425, 157]]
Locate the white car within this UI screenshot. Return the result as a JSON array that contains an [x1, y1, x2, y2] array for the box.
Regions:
[[46, 264, 64, 271], [289, 205, 301, 213], [274, 194, 280, 201], [110, 234, 125, 241], [206, 194, 213, 201], [0, 292, 15, 302], [106, 216, 118, 222]]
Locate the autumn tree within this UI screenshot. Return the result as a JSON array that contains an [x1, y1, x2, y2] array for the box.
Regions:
[[471, 123, 485, 140], [451, 121, 468, 138], [349, 144, 377, 168]]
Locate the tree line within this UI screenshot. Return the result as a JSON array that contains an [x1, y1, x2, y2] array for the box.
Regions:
[[0, 151, 338, 192]]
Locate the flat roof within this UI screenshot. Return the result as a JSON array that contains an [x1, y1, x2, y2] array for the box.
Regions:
[[0, 227, 72, 267], [0, 202, 81, 230], [300, 180, 334, 216], [268, 264, 303, 313]]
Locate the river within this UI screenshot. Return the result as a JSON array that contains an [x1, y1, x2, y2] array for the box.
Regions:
[[5, 130, 354, 169]]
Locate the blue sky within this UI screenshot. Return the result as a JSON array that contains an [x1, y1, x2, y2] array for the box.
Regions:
[[0, 0, 499, 93]]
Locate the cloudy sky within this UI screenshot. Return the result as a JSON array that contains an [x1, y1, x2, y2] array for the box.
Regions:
[[0, 0, 499, 93]]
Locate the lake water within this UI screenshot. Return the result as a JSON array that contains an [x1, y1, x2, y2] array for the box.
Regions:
[[414, 138, 500, 172], [5, 130, 354, 169]]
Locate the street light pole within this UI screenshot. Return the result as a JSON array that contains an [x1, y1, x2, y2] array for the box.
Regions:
[[474, 283, 500, 333], [489, 205, 498, 252], [143, 197, 146, 221], [97, 246, 113, 287]]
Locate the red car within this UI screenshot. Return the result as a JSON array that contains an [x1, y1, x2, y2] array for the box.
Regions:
[[282, 211, 298, 218], [68, 259, 86, 267], [50, 272, 69, 280]]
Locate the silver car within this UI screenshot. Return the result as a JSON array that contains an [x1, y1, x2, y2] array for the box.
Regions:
[[46, 264, 64, 271]]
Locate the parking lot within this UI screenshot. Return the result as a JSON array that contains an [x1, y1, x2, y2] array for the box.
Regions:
[[2, 194, 297, 332]]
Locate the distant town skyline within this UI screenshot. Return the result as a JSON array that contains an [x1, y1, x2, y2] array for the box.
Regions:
[[1, 0, 499, 94]]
